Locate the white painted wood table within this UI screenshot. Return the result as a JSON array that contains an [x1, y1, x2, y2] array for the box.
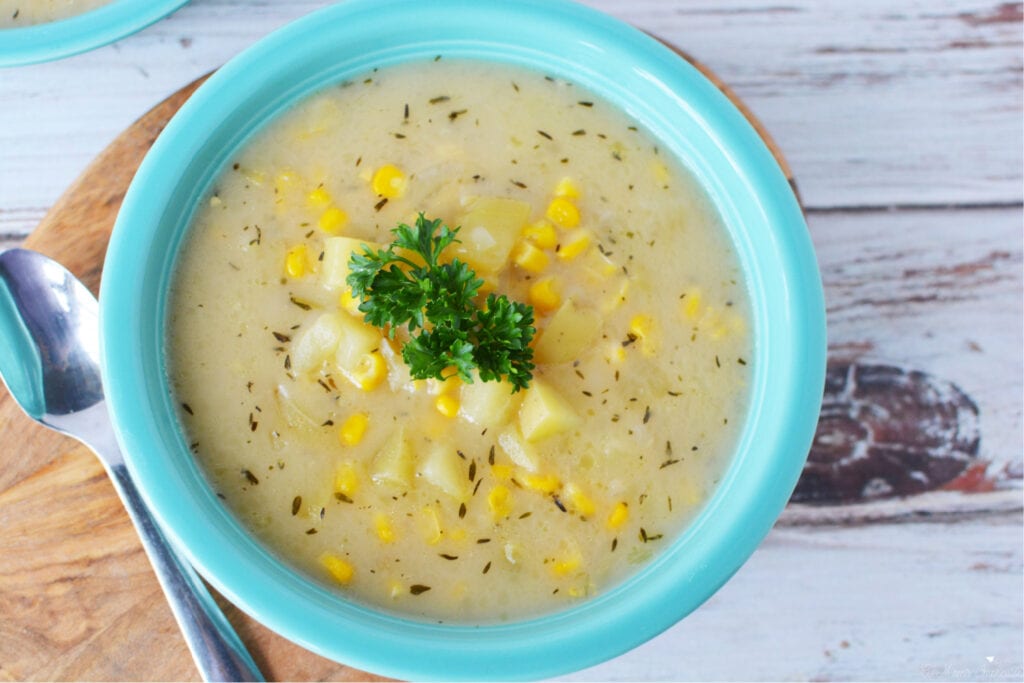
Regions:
[[1, 1, 1021, 681]]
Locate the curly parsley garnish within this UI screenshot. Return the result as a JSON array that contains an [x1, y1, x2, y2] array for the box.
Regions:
[[347, 214, 535, 391]]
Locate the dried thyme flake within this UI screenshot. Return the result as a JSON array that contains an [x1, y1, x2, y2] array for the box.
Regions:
[[439, 553, 459, 561], [410, 584, 432, 595], [291, 496, 302, 516], [241, 469, 259, 485]]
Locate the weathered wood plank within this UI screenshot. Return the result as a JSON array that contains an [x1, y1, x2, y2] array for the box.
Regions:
[[563, 513, 1024, 682], [604, 0, 1024, 209], [810, 206, 1022, 479], [0, 0, 1021, 239]]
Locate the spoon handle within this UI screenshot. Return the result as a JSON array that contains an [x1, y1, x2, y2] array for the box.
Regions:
[[106, 458, 265, 682]]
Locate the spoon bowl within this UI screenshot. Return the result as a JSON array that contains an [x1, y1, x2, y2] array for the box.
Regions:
[[0, 248, 263, 682]]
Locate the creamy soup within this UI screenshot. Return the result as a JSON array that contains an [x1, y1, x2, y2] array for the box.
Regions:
[[0, 0, 112, 27], [168, 60, 751, 623]]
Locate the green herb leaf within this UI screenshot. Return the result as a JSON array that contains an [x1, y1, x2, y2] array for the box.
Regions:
[[347, 213, 535, 391]]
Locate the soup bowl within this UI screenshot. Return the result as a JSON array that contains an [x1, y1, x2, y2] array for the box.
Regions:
[[101, 0, 826, 678], [0, 0, 189, 67]]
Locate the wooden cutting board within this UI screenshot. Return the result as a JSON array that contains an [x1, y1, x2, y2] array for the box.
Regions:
[[0, 49, 789, 681]]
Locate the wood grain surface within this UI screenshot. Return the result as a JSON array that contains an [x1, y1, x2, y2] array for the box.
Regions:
[[0, 2, 1021, 681]]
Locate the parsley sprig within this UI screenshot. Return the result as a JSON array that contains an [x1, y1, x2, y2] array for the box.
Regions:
[[347, 214, 536, 391]]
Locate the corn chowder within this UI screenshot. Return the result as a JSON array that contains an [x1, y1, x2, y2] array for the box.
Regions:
[[0, 0, 112, 27], [167, 60, 751, 622]]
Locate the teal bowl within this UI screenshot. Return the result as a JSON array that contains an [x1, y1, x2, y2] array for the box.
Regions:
[[0, 0, 188, 67], [101, 0, 826, 678]]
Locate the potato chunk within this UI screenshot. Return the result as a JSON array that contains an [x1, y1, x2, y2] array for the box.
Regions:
[[518, 379, 580, 442], [333, 312, 382, 376], [291, 312, 345, 373], [450, 197, 531, 273], [419, 444, 468, 499], [459, 377, 522, 427], [321, 236, 380, 290], [533, 298, 602, 364], [372, 428, 414, 489], [497, 427, 541, 472]]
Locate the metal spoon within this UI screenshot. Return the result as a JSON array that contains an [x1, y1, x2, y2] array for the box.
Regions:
[[0, 248, 264, 682]]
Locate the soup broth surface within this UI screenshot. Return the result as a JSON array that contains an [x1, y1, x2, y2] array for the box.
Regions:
[[168, 60, 751, 622], [0, 0, 112, 27]]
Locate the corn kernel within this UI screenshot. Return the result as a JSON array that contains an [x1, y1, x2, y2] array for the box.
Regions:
[[551, 554, 581, 577], [334, 461, 360, 499], [319, 553, 354, 584], [488, 484, 513, 518], [607, 501, 629, 529], [388, 579, 404, 598], [554, 176, 580, 199], [339, 412, 369, 446], [374, 513, 396, 543], [522, 220, 558, 250], [419, 506, 443, 545], [566, 483, 596, 518], [318, 206, 348, 233], [435, 394, 460, 418], [308, 185, 332, 207], [522, 472, 560, 494], [426, 372, 461, 396], [528, 277, 561, 313], [682, 289, 703, 319], [557, 229, 591, 261], [546, 197, 580, 229], [285, 244, 308, 278], [512, 240, 550, 272], [351, 351, 386, 391], [371, 164, 407, 199], [491, 463, 513, 480], [340, 288, 362, 315], [449, 527, 467, 542], [629, 314, 658, 356], [568, 585, 587, 598]]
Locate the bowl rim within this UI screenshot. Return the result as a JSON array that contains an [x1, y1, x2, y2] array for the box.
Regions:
[[0, 0, 189, 67], [101, 0, 826, 679]]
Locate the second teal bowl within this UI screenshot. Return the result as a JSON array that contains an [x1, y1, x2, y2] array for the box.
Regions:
[[0, 0, 188, 67]]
